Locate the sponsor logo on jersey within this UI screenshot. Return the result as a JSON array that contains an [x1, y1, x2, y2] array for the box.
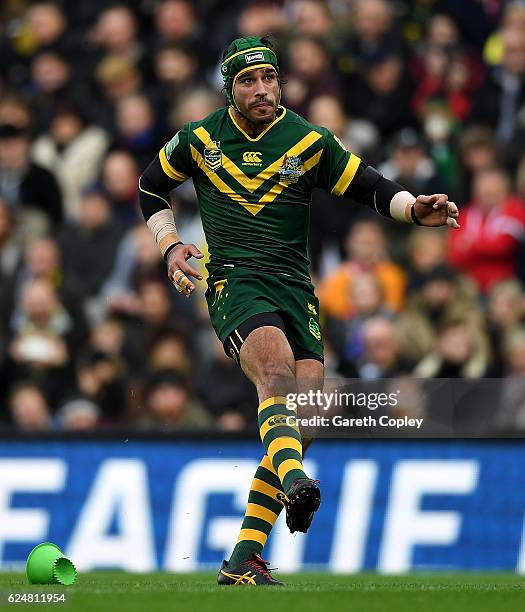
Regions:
[[245, 51, 265, 64], [308, 317, 321, 341], [307, 302, 317, 315], [204, 140, 222, 172], [267, 415, 289, 427], [242, 151, 263, 166], [279, 155, 303, 183]]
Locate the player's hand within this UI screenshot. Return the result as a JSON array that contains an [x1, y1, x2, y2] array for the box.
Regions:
[[413, 194, 460, 229], [166, 243, 203, 298]]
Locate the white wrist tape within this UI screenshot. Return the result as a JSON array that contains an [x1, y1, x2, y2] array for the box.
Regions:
[[146, 209, 181, 256], [390, 190, 416, 223]]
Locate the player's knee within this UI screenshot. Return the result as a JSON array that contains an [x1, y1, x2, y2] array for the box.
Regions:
[[251, 357, 296, 397], [240, 325, 296, 388], [259, 359, 295, 382]]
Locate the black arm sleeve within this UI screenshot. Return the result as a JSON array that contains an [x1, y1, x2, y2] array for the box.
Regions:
[[138, 155, 183, 222], [344, 162, 408, 220]]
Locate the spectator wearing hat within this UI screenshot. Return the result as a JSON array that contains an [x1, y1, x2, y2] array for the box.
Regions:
[[380, 127, 445, 195], [379, 127, 451, 261], [379, 129, 449, 258], [56, 397, 101, 430]]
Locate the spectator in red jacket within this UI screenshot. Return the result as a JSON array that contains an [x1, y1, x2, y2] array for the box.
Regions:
[[449, 167, 525, 292]]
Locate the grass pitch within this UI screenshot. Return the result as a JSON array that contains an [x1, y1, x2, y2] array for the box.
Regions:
[[0, 572, 523, 612]]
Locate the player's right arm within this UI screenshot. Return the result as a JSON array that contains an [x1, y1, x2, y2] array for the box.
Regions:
[[138, 126, 203, 297]]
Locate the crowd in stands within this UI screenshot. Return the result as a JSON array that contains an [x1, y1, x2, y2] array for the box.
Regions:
[[1, 0, 525, 433]]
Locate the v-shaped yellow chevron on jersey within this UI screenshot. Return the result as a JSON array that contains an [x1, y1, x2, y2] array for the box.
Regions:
[[191, 145, 324, 215], [190, 145, 265, 216], [193, 126, 322, 193]]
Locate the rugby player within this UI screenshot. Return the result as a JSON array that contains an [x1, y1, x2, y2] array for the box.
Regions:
[[138, 36, 460, 586]]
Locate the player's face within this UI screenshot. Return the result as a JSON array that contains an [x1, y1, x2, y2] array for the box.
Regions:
[[233, 67, 280, 124]]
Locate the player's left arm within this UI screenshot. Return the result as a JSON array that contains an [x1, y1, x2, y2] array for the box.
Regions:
[[343, 163, 460, 228], [319, 130, 459, 228]]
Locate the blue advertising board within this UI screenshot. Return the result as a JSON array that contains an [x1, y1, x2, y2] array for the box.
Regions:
[[0, 439, 524, 573]]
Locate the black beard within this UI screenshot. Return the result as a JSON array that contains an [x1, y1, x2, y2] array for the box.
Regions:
[[241, 108, 276, 134], [250, 113, 275, 125]]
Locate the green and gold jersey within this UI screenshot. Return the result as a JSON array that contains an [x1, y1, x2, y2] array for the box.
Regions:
[[160, 106, 361, 281]]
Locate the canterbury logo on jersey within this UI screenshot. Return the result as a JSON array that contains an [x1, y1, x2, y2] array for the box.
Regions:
[[267, 415, 290, 427], [242, 151, 263, 165]]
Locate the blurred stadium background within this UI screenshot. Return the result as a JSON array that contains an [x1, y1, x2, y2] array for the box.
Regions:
[[1, 0, 525, 575]]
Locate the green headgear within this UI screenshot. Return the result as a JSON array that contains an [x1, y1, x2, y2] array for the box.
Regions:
[[221, 36, 280, 111]]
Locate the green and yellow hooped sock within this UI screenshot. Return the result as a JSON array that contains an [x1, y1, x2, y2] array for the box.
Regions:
[[228, 454, 284, 566], [258, 396, 307, 493]]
